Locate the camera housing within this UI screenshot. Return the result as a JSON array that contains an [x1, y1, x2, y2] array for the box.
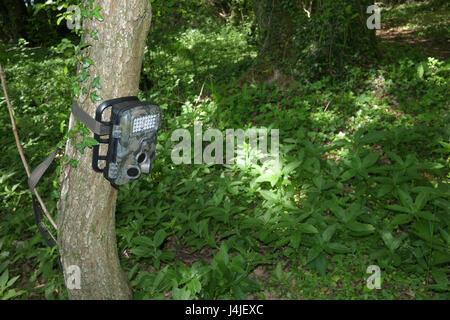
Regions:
[[92, 97, 161, 186]]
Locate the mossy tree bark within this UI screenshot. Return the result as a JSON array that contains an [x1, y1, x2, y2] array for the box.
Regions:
[[57, 0, 152, 300]]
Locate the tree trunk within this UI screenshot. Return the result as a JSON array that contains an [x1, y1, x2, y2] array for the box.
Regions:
[[252, 0, 297, 63], [0, 0, 28, 41], [249, 0, 297, 83], [57, 0, 152, 300], [248, 0, 378, 83]]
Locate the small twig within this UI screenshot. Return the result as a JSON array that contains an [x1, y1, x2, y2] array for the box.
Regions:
[[195, 82, 205, 105], [323, 100, 331, 112], [0, 62, 57, 230], [33, 283, 46, 289], [302, 7, 311, 18]]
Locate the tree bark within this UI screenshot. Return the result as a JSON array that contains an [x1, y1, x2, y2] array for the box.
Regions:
[[57, 0, 152, 300]]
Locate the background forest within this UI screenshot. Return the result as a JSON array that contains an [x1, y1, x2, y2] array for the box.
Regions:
[[0, 0, 449, 299]]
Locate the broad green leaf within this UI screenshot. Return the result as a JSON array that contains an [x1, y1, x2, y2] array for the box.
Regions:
[[312, 176, 324, 190], [341, 169, 356, 181], [153, 266, 168, 290], [390, 214, 412, 225], [91, 6, 104, 22], [432, 252, 450, 266], [84, 137, 99, 147], [215, 243, 229, 266], [380, 230, 402, 252], [328, 201, 345, 221], [431, 269, 449, 288], [91, 76, 102, 89], [326, 242, 352, 253], [2, 289, 25, 300], [282, 161, 302, 174], [56, 16, 64, 26], [314, 253, 328, 276], [416, 211, 439, 222], [90, 90, 102, 103], [362, 152, 379, 168], [274, 263, 283, 280], [134, 236, 154, 247], [0, 270, 8, 289], [6, 275, 19, 288], [77, 70, 90, 82], [386, 204, 411, 214], [322, 225, 337, 243], [415, 192, 428, 211], [172, 286, 191, 300], [439, 228, 450, 245], [153, 230, 167, 247], [398, 189, 414, 210], [298, 223, 318, 234], [81, 57, 94, 69], [259, 190, 278, 203], [351, 154, 362, 170], [130, 247, 151, 258], [347, 221, 375, 233], [186, 278, 202, 294], [412, 221, 433, 242], [289, 233, 302, 249]]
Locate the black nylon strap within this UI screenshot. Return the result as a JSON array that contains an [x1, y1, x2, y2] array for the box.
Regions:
[[31, 195, 57, 247], [71, 102, 110, 136], [28, 148, 60, 248], [29, 103, 108, 248], [28, 148, 60, 191]]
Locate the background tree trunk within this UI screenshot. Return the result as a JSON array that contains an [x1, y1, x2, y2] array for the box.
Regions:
[[0, 0, 28, 41], [249, 0, 378, 83], [57, 0, 152, 300]]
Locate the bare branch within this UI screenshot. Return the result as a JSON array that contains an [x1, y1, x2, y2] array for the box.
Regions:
[[0, 62, 57, 230]]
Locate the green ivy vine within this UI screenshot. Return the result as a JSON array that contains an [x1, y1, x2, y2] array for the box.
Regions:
[[59, 0, 105, 168]]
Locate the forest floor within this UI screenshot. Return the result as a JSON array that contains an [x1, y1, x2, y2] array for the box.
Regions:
[[377, 1, 450, 59]]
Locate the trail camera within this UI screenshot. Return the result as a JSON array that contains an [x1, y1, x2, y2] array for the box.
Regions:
[[73, 96, 162, 186], [29, 97, 162, 248]]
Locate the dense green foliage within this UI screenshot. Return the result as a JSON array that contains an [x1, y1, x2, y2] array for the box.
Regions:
[[0, 0, 448, 299]]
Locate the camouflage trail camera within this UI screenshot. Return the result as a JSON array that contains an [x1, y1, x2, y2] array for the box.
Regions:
[[92, 97, 162, 186], [28, 96, 162, 248]]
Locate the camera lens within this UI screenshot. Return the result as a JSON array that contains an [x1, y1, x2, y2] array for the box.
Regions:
[[137, 153, 146, 163], [127, 166, 140, 178]]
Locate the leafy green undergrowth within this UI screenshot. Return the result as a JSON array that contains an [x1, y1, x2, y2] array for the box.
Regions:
[[117, 26, 449, 299], [0, 38, 74, 300], [1, 18, 449, 300]]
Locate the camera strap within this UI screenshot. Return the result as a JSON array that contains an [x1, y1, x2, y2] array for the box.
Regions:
[[28, 102, 110, 248], [71, 102, 111, 136], [28, 148, 60, 248]]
